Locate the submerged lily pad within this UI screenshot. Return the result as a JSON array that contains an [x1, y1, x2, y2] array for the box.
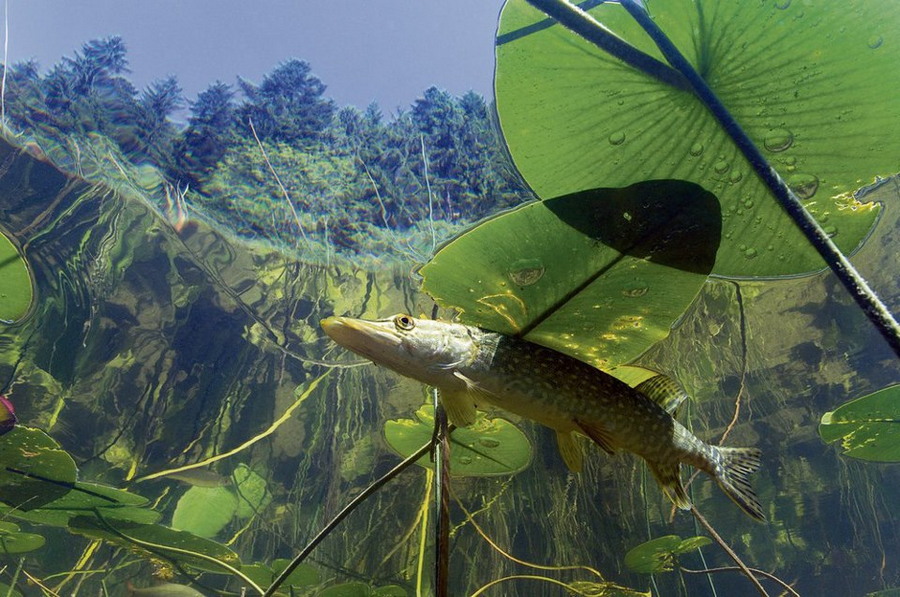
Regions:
[[0, 520, 45, 553], [420, 181, 720, 369], [0, 229, 33, 323], [384, 404, 532, 476], [69, 517, 241, 573], [171, 485, 238, 538], [495, 0, 898, 277], [624, 535, 712, 574], [819, 384, 900, 462], [233, 464, 272, 519], [0, 426, 77, 509], [2, 481, 157, 527]]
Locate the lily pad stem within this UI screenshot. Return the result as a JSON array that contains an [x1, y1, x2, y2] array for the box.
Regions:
[[264, 439, 434, 597], [614, 0, 900, 359]]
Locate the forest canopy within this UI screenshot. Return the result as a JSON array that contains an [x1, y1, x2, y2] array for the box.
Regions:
[[2, 36, 531, 266]]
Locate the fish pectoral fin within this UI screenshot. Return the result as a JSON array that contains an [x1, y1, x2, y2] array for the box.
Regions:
[[575, 420, 616, 455], [634, 374, 689, 417], [556, 431, 583, 473], [647, 460, 691, 511], [438, 388, 478, 427]]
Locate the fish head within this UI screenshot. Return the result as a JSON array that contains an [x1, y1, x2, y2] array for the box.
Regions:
[[321, 314, 477, 387]]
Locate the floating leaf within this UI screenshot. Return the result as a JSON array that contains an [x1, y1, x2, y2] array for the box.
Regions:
[[420, 181, 719, 369], [171, 486, 238, 538], [1, 482, 157, 527], [68, 517, 241, 573], [384, 404, 532, 476], [0, 520, 45, 553], [269, 558, 321, 589], [0, 426, 77, 509], [318, 583, 371, 597], [819, 384, 900, 462], [624, 535, 712, 574], [495, 0, 898, 277], [0, 229, 33, 323], [233, 464, 272, 519]]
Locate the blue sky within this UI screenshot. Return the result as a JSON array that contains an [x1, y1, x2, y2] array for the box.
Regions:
[[8, 1, 506, 113]]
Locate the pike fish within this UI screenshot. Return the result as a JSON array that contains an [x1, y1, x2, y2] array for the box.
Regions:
[[321, 314, 764, 521]]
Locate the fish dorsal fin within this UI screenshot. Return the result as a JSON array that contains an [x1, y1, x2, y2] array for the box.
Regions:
[[556, 431, 583, 473], [647, 460, 691, 511], [635, 374, 689, 417], [575, 420, 616, 455], [438, 388, 478, 427]]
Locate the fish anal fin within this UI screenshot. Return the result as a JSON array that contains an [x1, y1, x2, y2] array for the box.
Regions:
[[556, 431, 583, 473], [635, 374, 689, 417], [575, 420, 616, 455], [438, 388, 478, 427], [647, 460, 691, 511]]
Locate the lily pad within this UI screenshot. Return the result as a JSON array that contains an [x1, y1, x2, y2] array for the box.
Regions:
[[68, 517, 241, 573], [171, 485, 238, 538], [0, 229, 33, 323], [0, 426, 77, 509], [819, 384, 900, 462], [233, 464, 272, 519], [0, 520, 45, 553], [1, 482, 157, 527], [495, 0, 899, 277], [384, 404, 532, 476], [420, 181, 720, 369], [624, 535, 712, 574]]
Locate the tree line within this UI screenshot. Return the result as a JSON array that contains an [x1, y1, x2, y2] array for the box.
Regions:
[[2, 36, 531, 263]]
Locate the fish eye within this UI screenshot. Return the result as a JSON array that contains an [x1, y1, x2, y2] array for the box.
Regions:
[[394, 314, 415, 331]]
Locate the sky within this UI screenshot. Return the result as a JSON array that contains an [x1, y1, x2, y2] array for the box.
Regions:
[[7, 1, 507, 114]]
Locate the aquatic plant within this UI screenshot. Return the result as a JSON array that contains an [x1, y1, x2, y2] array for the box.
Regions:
[[0, 229, 32, 323], [819, 384, 900, 462]]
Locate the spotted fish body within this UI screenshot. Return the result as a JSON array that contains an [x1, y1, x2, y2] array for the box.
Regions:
[[321, 314, 764, 521]]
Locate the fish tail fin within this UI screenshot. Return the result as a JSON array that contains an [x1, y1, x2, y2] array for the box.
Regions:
[[713, 446, 765, 522], [647, 460, 691, 511]]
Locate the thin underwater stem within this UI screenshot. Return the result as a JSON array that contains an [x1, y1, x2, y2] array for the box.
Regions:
[[690, 505, 769, 597], [615, 0, 900, 359], [264, 439, 434, 597], [433, 390, 451, 597], [681, 566, 800, 597]]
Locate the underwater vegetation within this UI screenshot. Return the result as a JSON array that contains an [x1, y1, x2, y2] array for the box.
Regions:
[[0, 0, 899, 596]]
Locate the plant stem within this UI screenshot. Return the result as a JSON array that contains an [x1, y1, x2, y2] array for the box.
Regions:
[[690, 506, 769, 597], [264, 439, 434, 597], [432, 390, 450, 597], [519, 0, 689, 91], [615, 0, 900, 359], [681, 566, 800, 597]]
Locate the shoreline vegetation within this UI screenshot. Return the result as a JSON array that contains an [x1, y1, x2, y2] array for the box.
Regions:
[[1, 36, 532, 266]]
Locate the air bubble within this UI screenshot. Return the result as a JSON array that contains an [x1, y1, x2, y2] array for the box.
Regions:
[[868, 35, 884, 50], [729, 170, 744, 183], [787, 173, 819, 200], [774, 0, 791, 8], [714, 160, 730, 174], [608, 131, 626, 146], [744, 247, 758, 259], [478, 438, 500, 448], [508, 259, 545, 286], [823, 225, 838, 237], [764, 128, 794, 152], [622, 286, 649, 298], [689, 143, 704, 156], [458, 456, 473, 465]]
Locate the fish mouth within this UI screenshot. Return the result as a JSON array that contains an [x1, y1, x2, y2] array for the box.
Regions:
[[320, 316, 402, 361]]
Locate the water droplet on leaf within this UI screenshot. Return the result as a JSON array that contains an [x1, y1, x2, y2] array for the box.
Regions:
[[714, 160, 730, 174], [508, 259, 545, 286], [788, 173, 819, 200], [608, 131, 626, 146], [868, 35, 884, 49], [689, 143, 704, 156], [478, 438, 500, 448], [764, 128, 794, 152]]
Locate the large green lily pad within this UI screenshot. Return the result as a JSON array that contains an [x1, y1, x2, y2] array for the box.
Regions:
[[0, 229, 33, 323], [624, 535, 712, 574], [171, 485, 238, 538], [384, 404, 532, 476], [2, 481, 157, 527], [819, 384, 900, 462], [420, 181, 719, 369], [69, 517, 241, 573], [0, 426, 77, 509], [495, 0, 899, 277], [233, 464, 272, 519]]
